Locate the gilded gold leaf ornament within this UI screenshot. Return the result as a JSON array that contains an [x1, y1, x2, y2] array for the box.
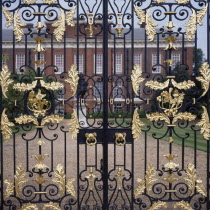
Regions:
[[42, 0, 57, 4], [184, 163, 196, 196], [164, 154, 179, 170], [197, 4, 208, 26], [146, 112, 170, 124], [33, 36, 46, 52], [66, 178, 77, 199], [171, 79, 195, 90], [196, 106, 210, 140], [15, 115, 38, 125], [196, 62, 210, 97], [20, 203, 38, 210], [0, 65, 13, 98], [40, 80, 64, 91], [52, 9, 65, 42], [174, 201, 193, 210], [164, 36, 177, 51], [184, 9, 196, 41], [15, 164, 28, 196], [196, 179, 207, 197], [172, 112, 196, 124], [86, 167, 96, 191], [132, 108, 144, 140], [153, 0, 166, 3], [34, 154, 48, 170], [134, 178, 145, 198], [43, 202, 61, 210], [66, 6, 77, 26], [145, 164, 157, 195], [175, 0, 190, 4], [131, 64, 144, 96], [14, 10, 27, 42], [146, 80, 169, 90], [4, 179, 14, 198], [22, 0, 36, 4], [41, 115, 63, 126], [148, 201, 167, 210], [13, 81, 37, 92], [53, 164, 66, 195], [67, 109, 79, 140], [1, 109, 14, 142], [65, 64, 79, 97], [133, 5, 145, 25], [2, 6, 13, 27]]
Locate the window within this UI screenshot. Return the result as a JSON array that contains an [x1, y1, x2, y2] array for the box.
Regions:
[[94, 82, 103, 99], [171, 54, 180, 69], [134, 54, 142, 68], [74, 54, 83, 73], [16, 54, 25, 73], [113, 81, 122, 99], [95, 54, 103, 74], [55, 54, 64, 73], [35, 54, 45, 70], [2, 55, 8, 66], [152, 54, 161, 73], [114, 103, 122, 112], [114, 54, 122, 74]]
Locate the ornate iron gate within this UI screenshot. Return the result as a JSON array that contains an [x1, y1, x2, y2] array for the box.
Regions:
[[0, 0, 210, 209]]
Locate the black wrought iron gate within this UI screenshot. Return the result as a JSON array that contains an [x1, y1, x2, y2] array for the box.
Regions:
[[1, 0, 210, 209]]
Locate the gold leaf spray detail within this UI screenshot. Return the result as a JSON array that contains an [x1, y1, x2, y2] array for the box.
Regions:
[[1, 109, 14, 142], [42, 0, 57, 4], [67, 109, 79, 140], [66, 178, 77, 199], [174, 201, 193, 210], [131, 64, 144, 96], [43, 202, 61, 210], [53, 7, 76, 42], [153, 0, 166, 3], [148, 201, 167, 210], [134, 6, 158, 41], [15, 115, 39, 126], [196, 106, 210, 140], [15, 164, 28, 196], [4, 179, 14, 198], [0, 65, 13, 98], [65, 64, 79, 97], [134, 178, 145, 198], [41, 115, 63, 126], [2, 6, 13, 27], [20, 203, 39, 210], [132, 108, 144, 140], [145, 164, 157, 196], [175, 0, 190, 4], [22, 0, 36, 4]]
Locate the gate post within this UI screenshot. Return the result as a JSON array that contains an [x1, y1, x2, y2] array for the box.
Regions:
[[102, 0, 109, 209]]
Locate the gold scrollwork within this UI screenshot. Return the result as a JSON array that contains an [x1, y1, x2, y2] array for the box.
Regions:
[[184, 5, 208, 41], [41, 115, 64, 126], [15, 164, 28, 196], [132, 108, 145, 140], [134, 6, 158, 41], [115, 132, 126, 146], [196, 62, 210, 97], [196, 106, 210, 140], [0, 65, 13, 98], [52, 7, 76, 42], [131, 64, 144, 96], [65, 64, 79, 97], [67, 109, 79, 140], [86, 132, 97, 146], [1, 108, 14, 142]]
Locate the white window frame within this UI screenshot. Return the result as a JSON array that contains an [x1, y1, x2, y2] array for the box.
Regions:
[[55, 54, 64, 74], [16, 54, 25, 73], [35, 54, 45, 70], [152, 54, 161, 73], [114, 103, 122, 112], [74, 54, 83, 73], [114, 54, 122, 74], [171, 53, 181, 69], [134, 54, 142, 68], [94, 54, 103, 74]]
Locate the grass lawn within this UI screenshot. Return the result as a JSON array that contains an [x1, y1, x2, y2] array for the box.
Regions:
[[108, 118, 208, 152]]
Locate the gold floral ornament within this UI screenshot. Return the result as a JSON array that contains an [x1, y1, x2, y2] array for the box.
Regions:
[[132, 108, 145, 140], [134, 6, 158, 41], [0, 65, 13, 99], [148, 201, 167, 210], [196, 62, 210, 97], [164, 36, 177, 51], [175, 0, 190, 3], [131, 64, 145, 96], [42, 0, 57, 4], [1, 109, 14, 142], [15, 164, 28, 196], [52, 164, 77, 198], [174, 201, 193, 210], [43, 202, 61, 210], [147, 88, 196, 125], [115, 167, 125, 190], [34, 154, 48, 170], [67, 109, 79, 140], [52, 6, 76, 42], [2, 6, 13, 27], [164, 154, 179, 169], [22, 0, 36, 4], [134, 163, 157, 198], [65, 64, 79, 97], [4, 179, 14, 199], [20, 203, 39, 210], [184, 5, 208, 41], [153, 0, 166, 3], [28, 89, 51, 117], [86, 167, 96, 191], [196, 106, 210, 140]]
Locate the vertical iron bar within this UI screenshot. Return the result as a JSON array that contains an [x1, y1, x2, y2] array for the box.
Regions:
[[102, 0, 109, 208]]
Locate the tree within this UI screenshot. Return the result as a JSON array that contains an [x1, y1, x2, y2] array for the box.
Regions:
[[194, 48, 205, 71]]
